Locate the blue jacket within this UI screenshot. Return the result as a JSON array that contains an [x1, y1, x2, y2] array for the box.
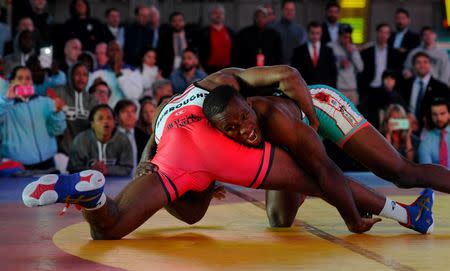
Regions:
[[0, 96, 67, 165], [169, 69, 208, 94]]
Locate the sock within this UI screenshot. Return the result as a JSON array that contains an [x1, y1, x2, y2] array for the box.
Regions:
[[84, 193, 107, 211], [378, 197, 408, 224]]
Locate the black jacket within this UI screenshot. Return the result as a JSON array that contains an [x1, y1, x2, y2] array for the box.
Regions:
[[63, 17, 114, 53], [358, 45, 401, 97], [401, 76, 450, 126], [232, 25, 282, 68], [157, 25, 198, 78], [388, 30, 421, 66], [291, 43, 337, 87], [124, 22, 154, 67]]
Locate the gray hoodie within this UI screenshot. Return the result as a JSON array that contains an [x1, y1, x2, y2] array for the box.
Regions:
[[55, 64, 98, 154], [67, 128, 133, 176]]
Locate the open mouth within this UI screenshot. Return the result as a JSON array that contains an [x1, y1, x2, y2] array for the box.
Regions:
[[248, 130, 258, 144]]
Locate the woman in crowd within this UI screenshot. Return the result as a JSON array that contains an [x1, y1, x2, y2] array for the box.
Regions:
[[380, 104, 419, 161]]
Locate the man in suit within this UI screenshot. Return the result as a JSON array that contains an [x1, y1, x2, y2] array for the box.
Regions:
[[321, 1, 341, 45], [388, 8, 420, 68], [401, 52, 449, 129], [105, 8, 125, 48], [123, 5, 154, 67], [114, 100, 150, 171], [291, 21, 337, 87], [232, 6, 282, 68], [158, 11, 198, 78], [359, 23, 400, 99]]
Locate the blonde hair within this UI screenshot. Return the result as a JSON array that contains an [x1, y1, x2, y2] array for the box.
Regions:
[[380, 103, 408, 136]]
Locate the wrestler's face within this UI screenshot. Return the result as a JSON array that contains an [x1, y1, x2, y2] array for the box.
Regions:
[[211, 96, 262, 147]]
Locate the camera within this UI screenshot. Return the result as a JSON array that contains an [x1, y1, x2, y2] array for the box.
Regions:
[[39, 46, 53, 69], [15, 85, 35, 97], [389, 118, 410, 130]]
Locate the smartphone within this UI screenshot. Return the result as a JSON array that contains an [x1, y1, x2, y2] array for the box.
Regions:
[[389, 118, 410, 130], [15, 85, 35, 97], [39, 46, 53, 69]]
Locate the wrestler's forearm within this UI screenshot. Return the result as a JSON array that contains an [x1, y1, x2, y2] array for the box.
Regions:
[[285, 126, 362, 229], [141, 134, 156, 162]]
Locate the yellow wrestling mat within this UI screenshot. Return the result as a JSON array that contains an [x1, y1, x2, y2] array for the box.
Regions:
[[53, 194, 450, 271]]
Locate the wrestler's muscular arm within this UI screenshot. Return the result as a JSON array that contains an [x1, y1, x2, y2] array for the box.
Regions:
[[257, 101, 377, 233], [199, 66, 320, 130]]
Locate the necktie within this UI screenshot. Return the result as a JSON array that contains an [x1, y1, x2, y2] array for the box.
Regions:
[[153, 29, 159, 48], [176, 34, 183, 56], [312, 44, 318, 67], [440, 129, 448, 167], [414, 80, 425, 119]]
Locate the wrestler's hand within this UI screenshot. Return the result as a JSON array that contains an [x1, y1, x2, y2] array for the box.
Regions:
[[135, 160, 159, 178], [212, 185, 226, 200], [347, 217, 382, 234]]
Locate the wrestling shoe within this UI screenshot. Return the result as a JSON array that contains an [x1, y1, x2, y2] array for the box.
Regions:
[[399, 188, 434, 234], [22, 170, 106, 211]]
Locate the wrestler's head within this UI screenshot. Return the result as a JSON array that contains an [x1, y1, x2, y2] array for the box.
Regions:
[[204, 86, 262, 147]]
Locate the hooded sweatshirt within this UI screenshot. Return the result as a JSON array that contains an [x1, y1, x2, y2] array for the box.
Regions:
[[67, 128, 133, 176], [54, 65, 98, 154]]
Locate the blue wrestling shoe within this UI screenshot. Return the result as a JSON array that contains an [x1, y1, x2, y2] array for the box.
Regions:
[[22, 170, 106, 212], [399, 188, 434, 234]]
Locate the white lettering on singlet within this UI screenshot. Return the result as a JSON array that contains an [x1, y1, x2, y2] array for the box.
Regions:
[[154, 85, 209, 144]]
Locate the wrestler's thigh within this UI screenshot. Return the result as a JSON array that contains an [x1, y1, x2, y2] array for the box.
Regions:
[[259, 147, 321, 196]]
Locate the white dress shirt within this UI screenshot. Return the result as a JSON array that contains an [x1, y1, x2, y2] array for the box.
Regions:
[[370, 45, 388, 88], [307, 42, 321, 63]]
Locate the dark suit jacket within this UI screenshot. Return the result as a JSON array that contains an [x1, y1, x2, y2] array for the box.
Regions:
[[157, 25, 198, 78], [401, 76, 450, 126], [388, 30, 420, 65], [321, 22, 341, 44], [232, 25, 282, 68], [358, 45, 401, 97], [291, 43, 337, 87], [124, 22, 154, 67], [134, 127, 150, 162]]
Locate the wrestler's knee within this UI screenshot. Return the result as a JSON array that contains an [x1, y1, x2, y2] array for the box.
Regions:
[[90, 228, 122, 240], [267, 208, 296, 228], [266, 195, 306, 228]]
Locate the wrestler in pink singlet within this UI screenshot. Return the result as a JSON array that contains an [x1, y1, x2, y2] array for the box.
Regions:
[[151, 84, 274, 202]]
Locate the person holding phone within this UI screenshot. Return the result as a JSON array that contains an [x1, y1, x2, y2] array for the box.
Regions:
[[381, 104, 418, 161], [0, 66, 66, 171]]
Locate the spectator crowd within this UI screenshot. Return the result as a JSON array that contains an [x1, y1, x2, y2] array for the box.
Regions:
[[0, 0, 449, 177]]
